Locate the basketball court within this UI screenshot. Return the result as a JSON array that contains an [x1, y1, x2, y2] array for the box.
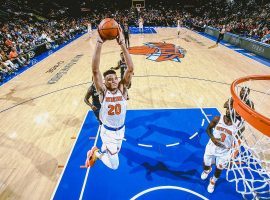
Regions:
[[0, 27, 269, 199]]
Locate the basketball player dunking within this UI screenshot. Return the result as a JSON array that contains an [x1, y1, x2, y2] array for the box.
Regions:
[[85, 27, 134, 170], [201, 109, 238, 193]]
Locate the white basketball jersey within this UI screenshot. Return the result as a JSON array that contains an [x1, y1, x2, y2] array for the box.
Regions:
[[209, 116, 237, 154], [100, 90, 127, 128]]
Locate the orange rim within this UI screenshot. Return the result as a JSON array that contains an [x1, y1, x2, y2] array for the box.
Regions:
[[230, 75, 270, 137]]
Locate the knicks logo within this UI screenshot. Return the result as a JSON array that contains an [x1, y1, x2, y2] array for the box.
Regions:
[[128, 42, 186, 62]]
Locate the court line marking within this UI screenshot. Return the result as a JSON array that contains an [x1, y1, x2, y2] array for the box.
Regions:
[[1, 75, 268, 114], [232, 48, 244, 51], [138, 143, 153, 148], [128, 107, 218, 110], [79, 125, 101, 200], [199, 108, 211, 123], [133, 107, 217, 147], [189, 132, 198, 140], [166, 142, 180, 147], [201, 119, 205, 127], [50, 110, 89, 200], [54, 108, 216, 198], [130, 185, 209, 200]]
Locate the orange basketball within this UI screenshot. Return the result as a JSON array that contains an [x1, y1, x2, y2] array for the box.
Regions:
[[98, 18, 119, 40]]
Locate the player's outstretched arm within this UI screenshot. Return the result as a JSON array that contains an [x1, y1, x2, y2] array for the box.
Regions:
[[92, 35, 105, 93], [206, 116, 226, 148], [206, 116, 219, 139], [224, 99, 229, 108], [117, 27, 134, 87]]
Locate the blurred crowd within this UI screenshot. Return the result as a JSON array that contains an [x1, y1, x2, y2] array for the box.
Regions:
[[0, 0, 91, 82], [86, 0, 269, 43], [0, 0, 269, 82], [0, 16, 87, 82], [84, 0, 270, 43], [192, 0, 270, 42]]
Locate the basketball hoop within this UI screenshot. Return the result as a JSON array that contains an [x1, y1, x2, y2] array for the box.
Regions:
[[136, 5, 141, 12], [227, 75, 270, 199]]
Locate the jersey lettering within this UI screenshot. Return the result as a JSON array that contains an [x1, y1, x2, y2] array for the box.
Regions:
[[220, 133, 227, 142], [108, 104, 121, 115]]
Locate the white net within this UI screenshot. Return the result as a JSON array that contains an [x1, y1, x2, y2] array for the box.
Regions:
[[226, 79, 270, 200]]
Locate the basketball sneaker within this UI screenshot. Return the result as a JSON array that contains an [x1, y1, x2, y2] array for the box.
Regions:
[[201, 168, 212, 180], [85, 146, 99, 167], [207, 177, 216, 193]]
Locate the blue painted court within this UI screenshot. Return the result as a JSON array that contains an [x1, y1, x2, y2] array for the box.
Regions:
[[52, 108, 242, 200]]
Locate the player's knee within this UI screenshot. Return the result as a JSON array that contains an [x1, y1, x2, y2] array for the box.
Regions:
[[214, 168, 223, 178], [203, 164, 211, 171]]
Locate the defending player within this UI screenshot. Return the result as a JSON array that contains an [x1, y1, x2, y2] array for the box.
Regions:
[[84, 79, 101, 124]]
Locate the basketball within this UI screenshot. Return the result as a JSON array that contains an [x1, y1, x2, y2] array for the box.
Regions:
[[98, 18, 119, 40]]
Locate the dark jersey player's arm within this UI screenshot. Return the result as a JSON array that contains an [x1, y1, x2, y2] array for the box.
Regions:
[[111, 61, 121, 70], [84, 86, 94, 107], [206, 116, 219, 139]]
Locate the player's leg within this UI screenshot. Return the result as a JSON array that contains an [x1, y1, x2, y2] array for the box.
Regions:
[[98, 143, 120, 170], [125, 37, 128, 48], [216, 34, 223, 45], [201, 154, 214, 180], [207, 167, 223, 193], [127, 36, 130, 48], [124, 35, 129, 48], [177, 28, 180, 38], [93, 108, 102, 124], [85, 126, 104, 167], [87, 126, 124, 169], [207, 155, 228, 193], [99, 127, 124, 169]]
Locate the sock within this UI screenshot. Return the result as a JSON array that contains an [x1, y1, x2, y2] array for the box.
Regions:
[[212, 175, 218, 182], [95, 150, 102, 159], [98, 151, 119, 170]]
